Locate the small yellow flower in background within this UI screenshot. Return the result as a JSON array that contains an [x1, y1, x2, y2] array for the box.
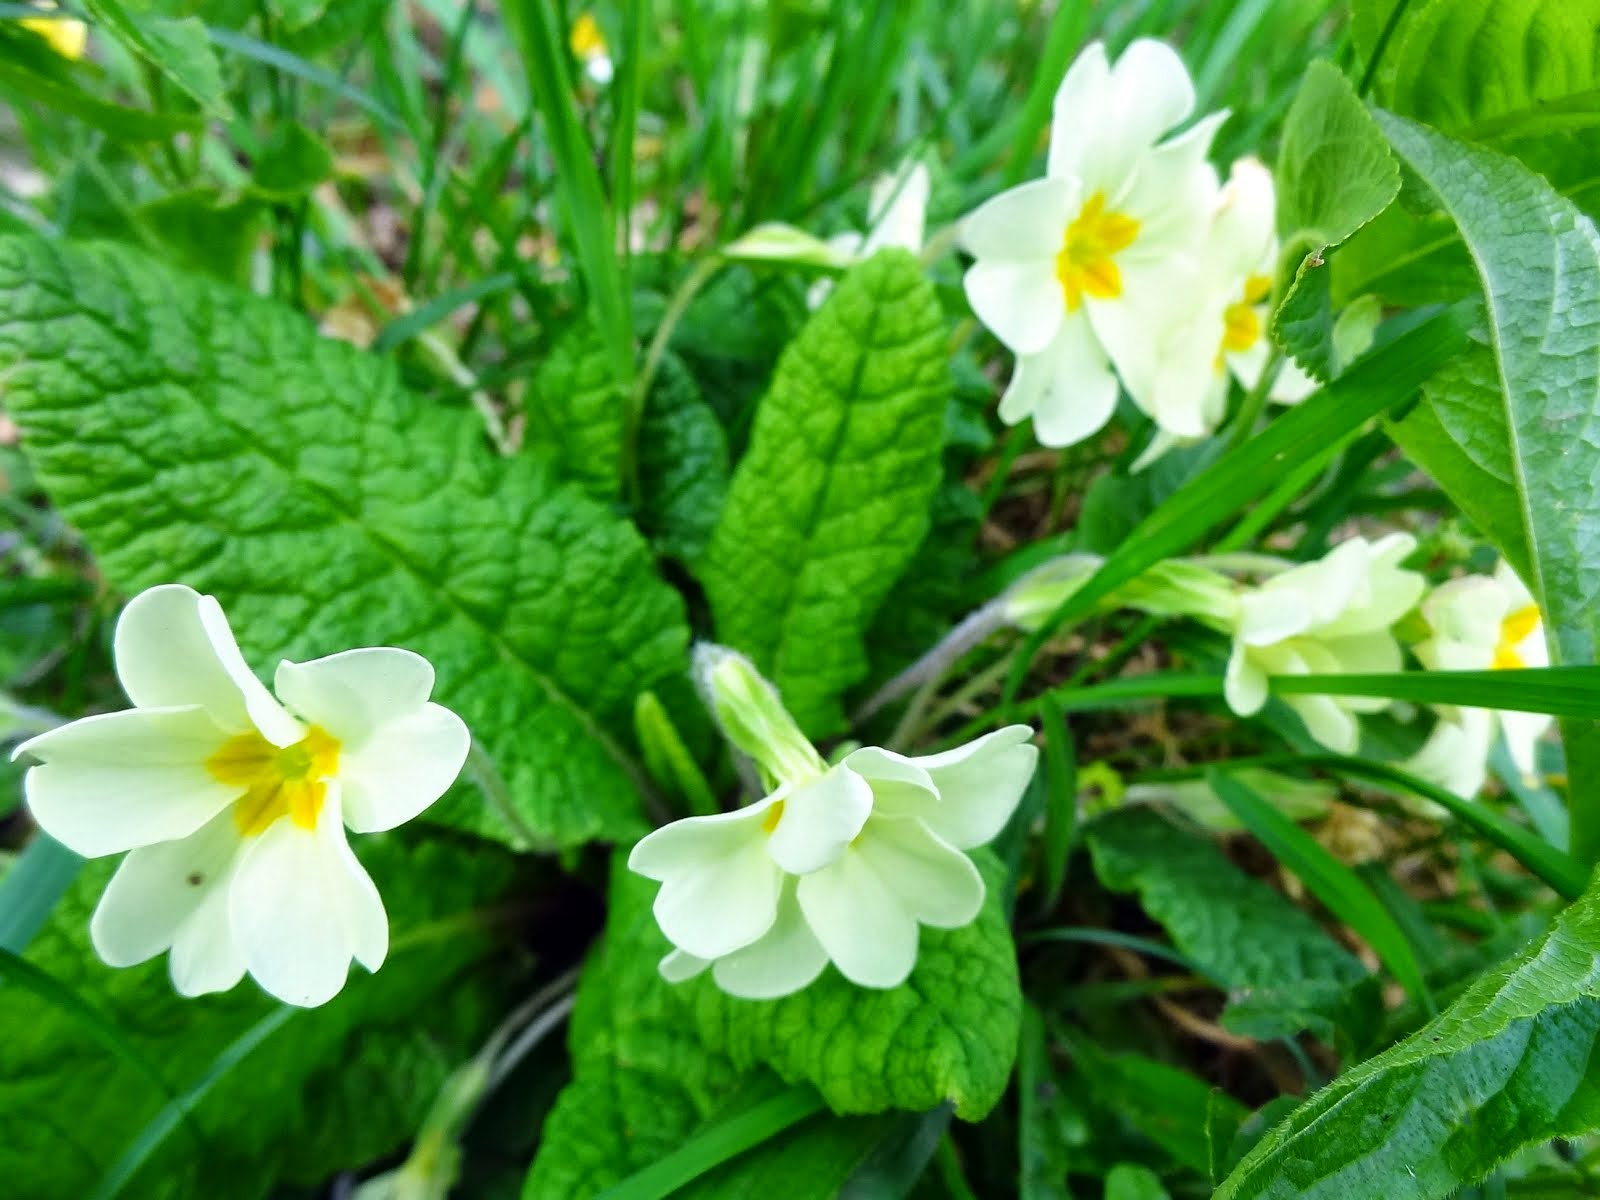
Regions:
[[1405, 562, 1553, 794], [570, 13, 614, 85], [959, 39, 1226, 448], [12, 584, 470, 1007], [18, 1, 86, 60]]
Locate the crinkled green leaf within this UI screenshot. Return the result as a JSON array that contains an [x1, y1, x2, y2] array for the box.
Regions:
[[1275, 60, 1400, 253], [701, 250, 950, 735], [82, 0, 234, 119], [1216, 868, 1600, 1200], [0, 235, 688, 850], [637, 354, 730, 564], [1272, 253, 1336, 384], [526, 322, 626, 502], [1106, 1164, 1171, 1200], [1087, 809, 1370, 1042], [1376, 114, 1600, 856], [0, 833, 516, 1199]]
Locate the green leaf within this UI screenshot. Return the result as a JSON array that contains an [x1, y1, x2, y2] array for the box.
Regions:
[[1018, 1003, 1074, 1200], [1386, 348, 1533, 580], [701, 251, 950, 734], [637, 354, 730, 565], [1086, 809, 1369, 1042], [250, 121, 335, 199], [1106, 1164, 1171, 1200], [135, 189, 267, 286], [1210, 772, 1431, 1009], [1216, 866, 1600, 1200], [0, 833, 81, 953], [1004, 303, 1475, 704], [81, 0, 233, 119], [1275, 60, 1400, 251], [1273, 666, 1600, 717], [526, 323, 627, 502], [1271, 253, 1336, 383], [0, 833, 517, 1199], [0, 236, 688, 850], [0, 57, 200, 141], [1376, 114, 1600, 859]]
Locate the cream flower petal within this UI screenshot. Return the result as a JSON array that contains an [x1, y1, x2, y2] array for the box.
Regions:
[[900, 726, 1038, 850], [230, 788, 388, 1007], [1046, 41, 1114, 182], [1118, 113, 1227, 256], [659, 948, 711, 983], [1288, 694, 1359, 754], [796, 843, 920, 990], [273, 647, 436, 747], [960, 177, 1078, 261], [169, 875, 248, 998], [853, 817, 985, 928], [114, 584, 301, 745], [710, 878, 830, 1000], [1012, 318, 1120, 448], [89, 805, 241, 969], [839, 746, 938, 817], [1501, 709, 1554, 781], [334, 704, 470, 833], [963, 259, 1068, 356], [1224, 644, 1269, 716], [766, 766, 874, 875], [17, 707, 240, 858], [629, 799, 783, 960], [862, 162, 930, 255]]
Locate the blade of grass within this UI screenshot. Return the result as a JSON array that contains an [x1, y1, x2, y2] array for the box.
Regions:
[[371, 270, 521, 352], [1272, 667, 1600, 718], [1000, 0, 1093, 186], [1211, 768, 1431, 1013], [204, 27, 401, 130], [595, 1086, 827, 1200], [0, 834, 83, 953], [91, 1004, 297, 1200], [1001, 302, 1476, 708]]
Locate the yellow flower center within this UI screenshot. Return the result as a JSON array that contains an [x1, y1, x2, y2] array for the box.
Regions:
[[1056, 192, 1140, 311], [207, 726, 341, 838], [570, 13, 606, 59], [1492, 605, 1541, 670], [1221, 274, 1273, 357]]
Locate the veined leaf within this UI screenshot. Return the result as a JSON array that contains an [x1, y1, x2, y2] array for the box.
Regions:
[[82, 0, 233, 119], [1086, 809, 1369, 1042], [1216, 865, 1600, 1200], [526, 323, 627, 502], [1376, 115, 1600, 860], [701, 251, 949, 735], [1211, 771, 1431, 1010], [0, 236, 688, 850]]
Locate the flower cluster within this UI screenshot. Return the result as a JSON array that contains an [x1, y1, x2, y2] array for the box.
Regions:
[[958, 40, 1304, 453], [1000, 537, 1552, 791], [13, 585, 469, 1007], [629, 646, 1037, 999]]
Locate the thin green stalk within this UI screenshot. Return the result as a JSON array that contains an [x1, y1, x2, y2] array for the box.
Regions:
[[1224, 346, 1284, 449]]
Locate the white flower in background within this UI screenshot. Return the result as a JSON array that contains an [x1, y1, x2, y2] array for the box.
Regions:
[[1224, 534, 1426, 753], [569, 13, 613, 85], [807, 161, 931, 308], [628, 646, 1037, 998], [13, 584, 469, 1007], [1406, 563, 1552, 791], [1131, 158, 1317, 468], [959, 39, 1225, 447]]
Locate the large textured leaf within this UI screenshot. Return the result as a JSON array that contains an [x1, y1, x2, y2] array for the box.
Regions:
[[1087, 810, 1370, 1042], [1376, 115, 1600, 856], [637, 354, 730, 564], [700, 250, 949, 735], [525, 323, 625, 502], [0, 236, 688, 850], [0, 833, 515, 1199], [1215, 869, 1600, 1199]]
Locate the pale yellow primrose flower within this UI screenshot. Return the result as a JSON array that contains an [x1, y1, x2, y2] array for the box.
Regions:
[[19, 2, 87, 60], [1131, 158, 1318, 469], [1224, 533, 1426, 754], [628, 646, 1037, 999], [959, 39, 1226, 447], [1404, 562, 1553, 794], [13, 584, 469, 1007]]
